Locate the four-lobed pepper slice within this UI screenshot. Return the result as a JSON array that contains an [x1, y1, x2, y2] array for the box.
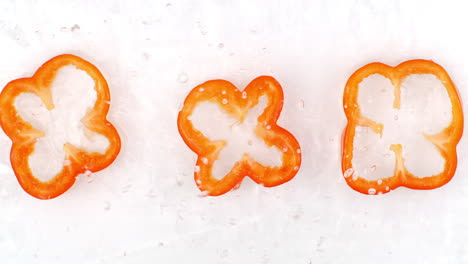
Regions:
[[177, 76, 302, 196], [0, 54, 121, 199], [342, 60, 463, 195]]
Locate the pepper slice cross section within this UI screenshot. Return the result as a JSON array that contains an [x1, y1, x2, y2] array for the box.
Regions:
[[342, 60, 463, 195], [178, 76, 302, 196], [0, 54, 121, 199]]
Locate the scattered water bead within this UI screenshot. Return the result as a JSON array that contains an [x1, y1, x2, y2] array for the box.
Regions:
[[178, 72, 189, 83], [343, 168, 354, 178]]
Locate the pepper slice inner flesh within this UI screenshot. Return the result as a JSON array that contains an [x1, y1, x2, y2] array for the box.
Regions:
[[353, 73, 451, 181], [14, 65, 110, 182], [189, 95, 283, 180]]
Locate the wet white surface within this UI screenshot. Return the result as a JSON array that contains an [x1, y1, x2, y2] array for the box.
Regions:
[[1, 0, 468, 263]]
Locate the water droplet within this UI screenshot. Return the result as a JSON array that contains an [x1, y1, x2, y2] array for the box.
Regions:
[[377, 179, 382, 185], [297, 100, 305, 109], [104, 201, 111, 211], [242, 91, 247, 99], [198, 190, 210, 197], [201, 157, 208, 164], [121, 184, 132, 193], [177, 103, 184, 111], [84, 170, 94, 183], [368, 188, 376, 195], [198, 87, 205, 92], [343, 168, 354, 178], [221, 90, 226, 95], [0, 188, 8, 197], [232, 182, 241, 190], [222, 98, 228, 104], [71, 24, 80, 32], [297, 149, 301, 154], [283, 148, 288, 152], [178, 72, 189, 83], [147, 189, 157, 198], [266, 125, 271, 130], [194, 166, 200, 173]]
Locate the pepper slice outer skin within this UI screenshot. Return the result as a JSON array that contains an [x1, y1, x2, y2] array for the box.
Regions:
[[177, 76, 302, 196], [342, 59, 463, 195], [0, 54, 121, 199]]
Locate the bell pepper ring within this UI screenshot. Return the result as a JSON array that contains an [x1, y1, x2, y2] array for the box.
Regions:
[[177, 76, 302, 196], [342, 59, 463, 195], [0, 54, 121, 199]]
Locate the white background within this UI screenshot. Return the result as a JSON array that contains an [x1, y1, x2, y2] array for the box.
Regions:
[[0, 0, 468, 263]]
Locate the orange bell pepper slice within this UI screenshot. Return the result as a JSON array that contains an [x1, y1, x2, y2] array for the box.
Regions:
[[342, 59, 463, 195], [0, 54, 121, 199], [178, 76, 302, 196]]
